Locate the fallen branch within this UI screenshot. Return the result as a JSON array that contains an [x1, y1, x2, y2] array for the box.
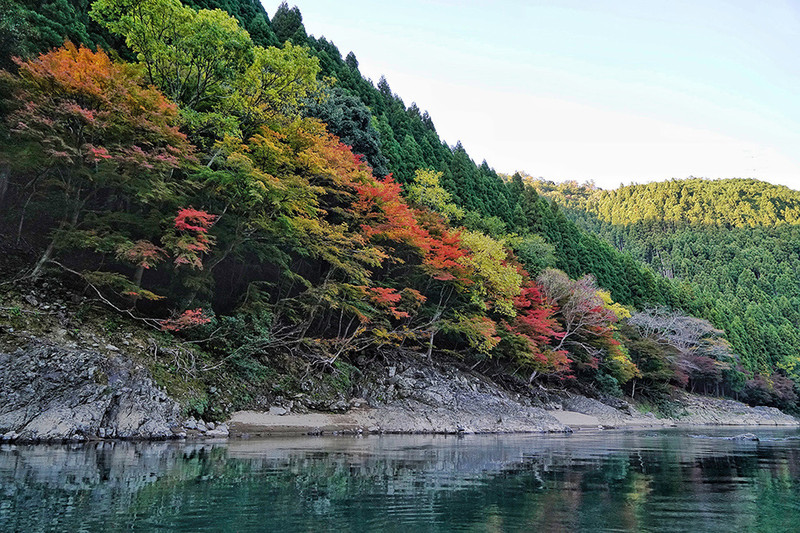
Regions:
[[49, 260, 162, 330]]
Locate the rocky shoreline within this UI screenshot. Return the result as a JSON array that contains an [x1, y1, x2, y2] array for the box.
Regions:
[[0, 341, 797, 444]]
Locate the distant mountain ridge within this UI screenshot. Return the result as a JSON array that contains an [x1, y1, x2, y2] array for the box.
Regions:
[[531, 177, 800, 228]]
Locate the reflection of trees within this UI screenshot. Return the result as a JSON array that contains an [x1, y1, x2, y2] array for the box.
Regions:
[[1, 433, 800, 531]]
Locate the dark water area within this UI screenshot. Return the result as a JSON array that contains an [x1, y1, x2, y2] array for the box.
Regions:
[[2, 428, 800, 532]]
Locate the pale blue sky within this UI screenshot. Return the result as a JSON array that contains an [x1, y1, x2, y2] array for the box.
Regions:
[[266, 1, 800, 190]]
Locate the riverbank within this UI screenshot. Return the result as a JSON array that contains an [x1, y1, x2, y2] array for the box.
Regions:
[[1, 282, 797, 444], [223, 391, 798, 438], [2, 338, 795, 444]]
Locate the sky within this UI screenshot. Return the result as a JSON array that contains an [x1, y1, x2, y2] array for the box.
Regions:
[[265, 1, 800, 190]]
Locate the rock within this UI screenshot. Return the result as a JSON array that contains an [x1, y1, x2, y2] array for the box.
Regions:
[[184, 419, 197, 430], [667, 390, 799, 427], [691, 433, 760, 442], [205, 426, 229, 437], [268, 406, 287, 416], [329, 401, 348, 412], [0, 342, 182, 443], [206, 421, 215, 430]]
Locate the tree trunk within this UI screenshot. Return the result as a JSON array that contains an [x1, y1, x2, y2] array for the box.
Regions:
[[31, 203, 79, 280], [133, 265, 144, 287], [30, 239, 55, 280], [426, 329, 435, 361], [0, 166, 8, 205]]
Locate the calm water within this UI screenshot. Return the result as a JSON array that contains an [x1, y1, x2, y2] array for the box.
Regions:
[[2, 429, 800, 532]]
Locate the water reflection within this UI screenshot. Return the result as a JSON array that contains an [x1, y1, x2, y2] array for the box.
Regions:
[[2, 429, 800, 532]]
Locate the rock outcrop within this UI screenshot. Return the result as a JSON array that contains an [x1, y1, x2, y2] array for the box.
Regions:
[[358, 362, 566, 433], [229, 361, 568, 436], [669, 391, 799, 426], [546, 390, 799, 428], [0, 342, 182, 442]]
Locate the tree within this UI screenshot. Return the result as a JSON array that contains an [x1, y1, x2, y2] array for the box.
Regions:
[[405, 169, 465, 222], [513, 234, 555, 277], [344, 51, 358, 71], [304, 87, 388, 176], [1, 43, 194, 279], [270, 1, 306, 44], [500, 282, 568, 379], [91, 0, 254, 110], [537, 269, 620, 371], [0, 0, 119, 71], [457, 230, 522, 317], [628, 307, 741, 394], [231, 42, 320, 136]]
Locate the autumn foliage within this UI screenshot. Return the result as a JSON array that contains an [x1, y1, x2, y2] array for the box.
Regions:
[[0, 8, 671, 398], [165, 208, 217, 269], [160, 308, 213, 331], [5, 42, 191, 172]]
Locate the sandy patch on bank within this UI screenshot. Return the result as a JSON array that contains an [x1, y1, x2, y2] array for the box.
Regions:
[[228, 402, 566, 435], [229, 410, 365, 435], [547, 410, 601, 427], [227, 407, 668, 435]]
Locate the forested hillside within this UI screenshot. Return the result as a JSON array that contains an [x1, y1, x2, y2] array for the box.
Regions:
[[537, 177, 800, 228], [528, 177, 800, 394], [1, 0, 797, 412]]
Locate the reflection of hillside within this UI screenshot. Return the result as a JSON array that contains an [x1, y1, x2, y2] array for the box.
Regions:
[[2, 430, 800, 531]]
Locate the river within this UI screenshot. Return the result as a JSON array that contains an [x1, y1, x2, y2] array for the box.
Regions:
[[2, 428, 800, 532]]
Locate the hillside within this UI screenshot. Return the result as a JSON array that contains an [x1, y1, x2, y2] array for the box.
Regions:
[[527, 176, 800, 387], [0, 0, 797, 421], [534, 177, 800, 228]]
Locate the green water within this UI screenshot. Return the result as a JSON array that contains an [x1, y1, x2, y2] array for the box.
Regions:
[[2, 428, 800, 532]]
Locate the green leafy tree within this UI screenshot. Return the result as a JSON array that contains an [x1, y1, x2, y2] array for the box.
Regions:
[[91, 0, 254, 110]]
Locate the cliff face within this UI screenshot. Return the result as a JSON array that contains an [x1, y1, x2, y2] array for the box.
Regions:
[[0, 342, 182, 442]]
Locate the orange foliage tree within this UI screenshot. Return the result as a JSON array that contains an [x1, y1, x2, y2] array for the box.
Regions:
[[1, 43, 194, 280]]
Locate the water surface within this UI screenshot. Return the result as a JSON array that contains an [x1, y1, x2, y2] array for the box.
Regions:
[[2, 428, 800, 532]]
